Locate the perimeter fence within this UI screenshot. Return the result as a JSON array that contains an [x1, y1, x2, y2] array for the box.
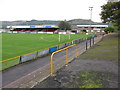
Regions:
[[50, 35, 103, 75], [0, 35, 102, 70]]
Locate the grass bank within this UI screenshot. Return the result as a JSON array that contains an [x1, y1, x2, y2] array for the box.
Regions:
[[79, 33, 118, 62], [78, 33, 118, 88]]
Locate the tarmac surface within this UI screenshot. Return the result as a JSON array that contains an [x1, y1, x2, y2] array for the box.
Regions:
[[33, 60, 118, 88]]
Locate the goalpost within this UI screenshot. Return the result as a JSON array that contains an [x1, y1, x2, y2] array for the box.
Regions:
[[59, 34, 60, 42], [58, 32, 71, 42]]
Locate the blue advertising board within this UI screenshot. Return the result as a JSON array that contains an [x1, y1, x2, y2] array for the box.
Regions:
[[45, 26, 51, 28], [49, 46, 58, 53], [30, 26, 35, 28]]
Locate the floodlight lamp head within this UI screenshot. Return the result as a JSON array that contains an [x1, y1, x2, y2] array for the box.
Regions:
[[89, 7, 93, 8]]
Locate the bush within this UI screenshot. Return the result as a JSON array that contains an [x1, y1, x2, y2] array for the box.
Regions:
[[104, 27, 114, 34], [82, 30, 87, 33]]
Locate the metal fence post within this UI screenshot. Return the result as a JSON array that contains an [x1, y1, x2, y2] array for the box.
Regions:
[[90, 37, 91, 47], [19, 56, 22, 64], [50, 54, 53, 75], [35, 51, 38, 59], [93, 36, 94, 45], [66, 49, 68, 65], [49, 44, 76, 76], [76, 44, 79, 58], [86, 38, 87, 50]]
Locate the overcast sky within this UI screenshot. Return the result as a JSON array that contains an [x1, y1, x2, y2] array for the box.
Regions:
[[0, 0, 107, 22]]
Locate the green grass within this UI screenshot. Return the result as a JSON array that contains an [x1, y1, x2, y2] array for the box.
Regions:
[[0, 34, 2, 60], [2, 57, 20, 70], [79, 72, 102, 88], [2, 33, 92, 60], [79, 33, 118, 62], [0, 34, 2, 70]]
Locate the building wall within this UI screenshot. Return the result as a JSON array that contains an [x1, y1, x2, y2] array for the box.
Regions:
[[75, 25, 108, 34]]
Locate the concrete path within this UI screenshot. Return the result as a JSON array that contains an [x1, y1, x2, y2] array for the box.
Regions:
[[34, 60, 118, 88]]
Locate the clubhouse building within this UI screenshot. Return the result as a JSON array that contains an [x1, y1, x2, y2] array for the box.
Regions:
[[76, 25, 108, 34]]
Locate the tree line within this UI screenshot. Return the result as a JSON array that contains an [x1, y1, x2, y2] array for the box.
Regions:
[[100, 1, 120, 31], [58, 20, 71, 30]]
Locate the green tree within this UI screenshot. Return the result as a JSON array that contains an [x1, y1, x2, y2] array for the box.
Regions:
[[104, 27, 114, 34], [58, 21, 71, 30], [82, 30, 87, 33], [100, 1, 120, 30]]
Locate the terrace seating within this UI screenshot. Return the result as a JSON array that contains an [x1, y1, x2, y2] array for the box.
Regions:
[[11, 30, 56, 33], [41, 30, 56, 32], [12, 30, 22, 32]]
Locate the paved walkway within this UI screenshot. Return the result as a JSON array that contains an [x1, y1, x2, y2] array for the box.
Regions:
[[34, 59, 118, 88]]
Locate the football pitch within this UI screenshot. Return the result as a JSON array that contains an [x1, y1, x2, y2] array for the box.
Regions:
[[2, 33, 93, 60]]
